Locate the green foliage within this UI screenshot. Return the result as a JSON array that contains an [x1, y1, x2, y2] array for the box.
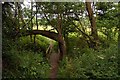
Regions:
[[58, 44, 118, 78], [2, 2, 119, 79], [2, 39, 50, 78], [96, 2, 119, 41], [67, 33, 88, 56], [3, 49, 50, 78], [3, 43, 118, 78], [18, 51, 50, 78], [2, 35, 52, 78], [18, 35, 50, 53]]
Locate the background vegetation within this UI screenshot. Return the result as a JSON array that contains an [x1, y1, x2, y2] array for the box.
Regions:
[[2, 1, 120, 79]]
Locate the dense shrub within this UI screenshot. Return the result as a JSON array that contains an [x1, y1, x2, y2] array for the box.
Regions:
[[58, 44, 118, 78], [18, 35, 50, 53], [2, 33, 118, 78], [3, 44, 50, 78], [2, 35, 51, 78]]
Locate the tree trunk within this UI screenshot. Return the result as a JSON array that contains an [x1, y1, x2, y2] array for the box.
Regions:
[[19, 29, 67, 58], [26, 30, 59, 42], [85, 1, 98, 49], [58, 35, 66, 60], [17, 29, 66, 57], [30, 2, 33, 42], [57, 13, 66, 60], [36, 2, 38, 30], [49, 13, 66, 79]]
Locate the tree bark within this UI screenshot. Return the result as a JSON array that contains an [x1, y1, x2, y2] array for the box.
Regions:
[[17, 29, 64, 44], [85, 1, 98, 49], [40, 6, 66, 59], [26, 30, 59, 41], [36, 2, 38, 30], [57, 13, 66, 60], [30, 2, 33, 42], [49, 13, 66, 79]]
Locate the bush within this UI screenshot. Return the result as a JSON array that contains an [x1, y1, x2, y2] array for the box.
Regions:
[[3, 45, 51, 78], [3, 32, 118, 78], [2, 35, 51, 78], [18, 35, 50, 51], [67, 34, 88, 56], [58, 44, 118, 78]]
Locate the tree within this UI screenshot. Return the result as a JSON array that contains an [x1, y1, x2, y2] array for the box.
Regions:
[[85, 1, 98, 49]]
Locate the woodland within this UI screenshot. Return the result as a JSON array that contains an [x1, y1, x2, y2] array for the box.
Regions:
[[2, 1, 120, 79]]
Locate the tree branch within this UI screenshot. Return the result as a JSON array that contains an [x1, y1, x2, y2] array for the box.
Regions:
[[40, 6, 59, 32], [67, 17, 93, 42], [18, 30, 59, 42], [22, 4, 40, 29]]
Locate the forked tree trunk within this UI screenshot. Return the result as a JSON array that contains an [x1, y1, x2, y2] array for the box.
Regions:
[[49, 13, 66, 79], [85, 1, 98, 49]]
